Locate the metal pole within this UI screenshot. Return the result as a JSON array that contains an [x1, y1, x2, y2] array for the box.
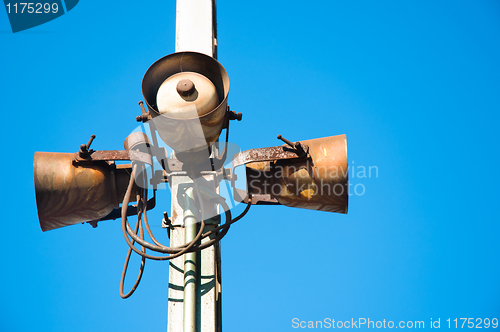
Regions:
[[176, 0, 217, 57], [168, 1, 219, 332], [183, 187, 197, 332]]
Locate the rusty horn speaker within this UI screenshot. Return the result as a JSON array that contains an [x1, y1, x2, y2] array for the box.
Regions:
[[141, 51, 229, 164], [234, 134, 348, 213], [34, 152, 137, 232]]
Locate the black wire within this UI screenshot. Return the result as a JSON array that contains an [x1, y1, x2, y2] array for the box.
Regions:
[[121, 164, 206, 260], [143, 183, 163, 246], [121, 165, 251, 262], [188, 200, 244, 252], [125, 202, 207, 255], [195, 200, 251, 247], [119, 192, 146, 299], [118, 125, 252, 298]]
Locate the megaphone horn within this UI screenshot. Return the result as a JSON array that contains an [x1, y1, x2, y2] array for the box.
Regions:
[[233, 134, 348, 213], [141, 51, 230, 164], [33, 132, 154, 232]]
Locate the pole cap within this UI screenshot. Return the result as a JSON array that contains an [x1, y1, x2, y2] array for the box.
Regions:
[[176, 79, 196, 97]]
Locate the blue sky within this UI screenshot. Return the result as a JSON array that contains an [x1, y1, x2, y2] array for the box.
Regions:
[[1, 1, 499, 331]]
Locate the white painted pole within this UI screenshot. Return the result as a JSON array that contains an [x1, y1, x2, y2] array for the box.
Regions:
[[168, 1, 220, 331], [182, 187, 197, 332], [176, 0, 217, 58]]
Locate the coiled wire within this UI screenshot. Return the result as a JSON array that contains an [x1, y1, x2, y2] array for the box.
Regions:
[[119, 163, 251, 298]]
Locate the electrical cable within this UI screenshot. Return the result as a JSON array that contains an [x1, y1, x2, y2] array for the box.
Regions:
[[123, 165, 229, 257], [119, 192, 146, 299], [187, 200, 249, 252], [119, 117, 250, 298], [119, 161, 251, 297], [121, 164, 206, 260], [141, 167, 174, 248], [193, 200, 251, 249]]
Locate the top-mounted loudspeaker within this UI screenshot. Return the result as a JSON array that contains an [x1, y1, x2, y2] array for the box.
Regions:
[[142, 52, 230, 164]]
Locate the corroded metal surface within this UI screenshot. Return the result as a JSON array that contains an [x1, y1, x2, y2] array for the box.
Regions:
[[232, 146, 302, 169], [74, 150, 152, 165], [75, 150, 129, 162], [235, 161, 279, 204], [34, 152, 137, 232], [141, 52, 229, 164], [272, 134, 348, 213], [234, 134, 348, 213]]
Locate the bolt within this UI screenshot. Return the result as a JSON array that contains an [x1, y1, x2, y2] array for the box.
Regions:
[[176, 79, 196, 97], [86, 135, 96, 150], [229, 111, 242, 121], [277, 135, 306, 157], [277, 135, 295, 148]]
